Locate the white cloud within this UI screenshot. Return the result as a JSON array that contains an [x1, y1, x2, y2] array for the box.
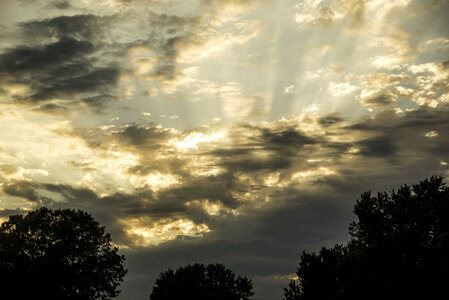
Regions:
[[328, 82, 358, 97], [371, 56, 401, 70], [284, 85, 295, 94]]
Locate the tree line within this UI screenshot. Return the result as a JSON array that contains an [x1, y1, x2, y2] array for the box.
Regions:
[[1, 176, 448, 299]]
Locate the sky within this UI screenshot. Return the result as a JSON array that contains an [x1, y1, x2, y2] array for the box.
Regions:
[[0, 0, 448, 299]]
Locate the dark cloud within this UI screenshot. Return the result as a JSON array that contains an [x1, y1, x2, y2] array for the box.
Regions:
[[29, 66, 119, 102], [0, 14, 121, 112], [20, 14, 106, 41], [42, 183, 98, 203], [117, 194, 354, 300], [206, 125, 319, 174], [112, 125, 172, 148], [261, 128, 316, 148], [79, 94, 117, 111], [2, 181, 54, 205], [3, 105, 449, 299], [41, 183, 154, 219], [318, 113, 345, 127], [348, 106, 449, 161], [350, 106, 449, 131], [61, 106, 449, 231], [0, 208, 30, 219], [217, 153, 293, 172], [0, 181, 154, 245], [0, 38, 94, 73], [3, 181, 40, 202], [442, 60, 449, 69], [32, 103, 69, 114], [361, 93, 395, 106], [49, 0, 71, 10], [158, 172, 242, 211], [358, 135, 397, 157]]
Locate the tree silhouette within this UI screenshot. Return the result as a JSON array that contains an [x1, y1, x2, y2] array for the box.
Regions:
[[150, 263, 254, 300], [284, 176, 449, 300], [0, 207, 127, 299]]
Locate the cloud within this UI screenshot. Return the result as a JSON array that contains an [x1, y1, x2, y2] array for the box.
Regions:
[[0, 14, 121, 112], [328, 82, 358, 97], [348, 106, 449, 161], [318, 114, 344, 127], [123, 4, 262, 102], [2, 180, 55, 206], [3, 104, 449, 244], [0, 208, 29, 218], [1, 105, 449, 299], [126, 12, 201, 82], [0, 38, 94, 74], [49, 0, 71, 9], [1, 1, 449, 298], [112, 124, 173, 149], [32, 103, 70, 115], [360, 93, 395, 106], [0, 164, 20, 176], [357, 135, 397, 157], [117, 194, 353, 299], [20, 14, 106, 41], [294, 0, 366, 27], [0, 0, 263, 109], [3, 181, 40, 202]]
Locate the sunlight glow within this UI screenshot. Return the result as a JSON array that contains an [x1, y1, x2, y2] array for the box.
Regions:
[[180, 18, 261, 62], [125, 218, 211, 246], [292, 167, 336, 183], [185, 199, 226, 216], [191, 167, 223, 177], [328, 82, 358, 97], [2, 84, 29, 97], [264, 172, 280, 187], [425, 131, 438, 138], [371, 56, 401, 70], [138, 173, 180, 191], [170, 130, 228, 152]]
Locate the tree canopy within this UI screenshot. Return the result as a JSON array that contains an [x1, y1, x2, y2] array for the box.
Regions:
[[0, 207, 127, 299], [150, 263, 254, 300], [284, 175, 449, 300]]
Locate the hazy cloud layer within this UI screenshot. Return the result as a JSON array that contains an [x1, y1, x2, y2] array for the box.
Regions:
[[1, 0, 449, 299], [2, 105, 449, 298]]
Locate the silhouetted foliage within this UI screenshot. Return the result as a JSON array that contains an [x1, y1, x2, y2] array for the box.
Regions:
[[284, 245, 346, 300], [284, 176, 449, 300], [150, 263, 254, 300], [283, 280, 301, 300], [0, 207, 127, 299]]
